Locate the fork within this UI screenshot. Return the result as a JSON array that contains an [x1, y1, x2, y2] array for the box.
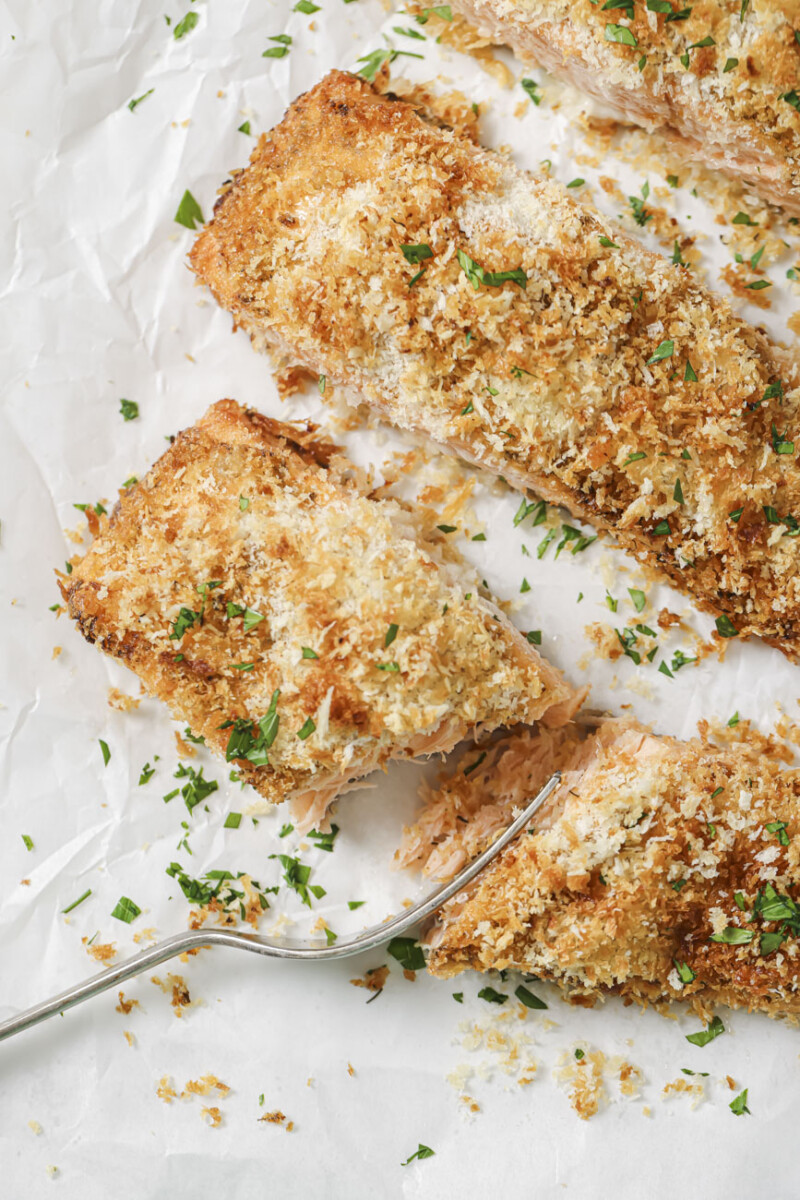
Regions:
[[0, 773, 559, 1043]]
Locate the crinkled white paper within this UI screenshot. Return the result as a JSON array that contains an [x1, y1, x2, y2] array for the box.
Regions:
[[3, 1, 800, 1196]]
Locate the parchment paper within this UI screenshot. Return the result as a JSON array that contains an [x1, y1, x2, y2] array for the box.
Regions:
[[3, 1, 800, 1196]]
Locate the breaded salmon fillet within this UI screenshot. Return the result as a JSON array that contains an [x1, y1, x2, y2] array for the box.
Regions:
[[413, 719, 800, 1021], [446, 0, 800, 213], [62, 400, 574, 826], [190, 71, 800, 659]]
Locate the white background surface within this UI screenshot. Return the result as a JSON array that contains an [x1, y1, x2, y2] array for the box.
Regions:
[[3, 1, 800, 1196]]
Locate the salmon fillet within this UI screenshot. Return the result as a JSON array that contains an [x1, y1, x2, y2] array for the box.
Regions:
[[447, 0, 800, 214], [190, 71, 800, 659], [62, 400, 574, 824], [416, 718, 800, 1021]]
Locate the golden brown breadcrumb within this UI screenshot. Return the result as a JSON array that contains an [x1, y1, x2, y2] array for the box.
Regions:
[[446, 0, 800, 213], [191, 72, 800, 659], [418, 718, 800, 1021], [63, 399, 572, 821]]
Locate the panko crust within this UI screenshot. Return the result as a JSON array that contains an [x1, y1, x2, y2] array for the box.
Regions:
[[425, 719, 800, 1021], [191, 71, 800, 659], [449, 0, 800, 213], [62, 400, 571, 810]]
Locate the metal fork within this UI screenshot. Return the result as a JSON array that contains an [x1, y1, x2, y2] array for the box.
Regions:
[[0, 773, 560, 1044]]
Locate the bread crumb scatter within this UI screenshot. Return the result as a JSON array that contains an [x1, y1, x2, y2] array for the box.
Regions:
[[115, 991, 139, 1015], [174, 730, 197, 759], [157, 1076, 177, 1104], [350, 965, 389, 994], [124, 1031, 135, 1047], [108, 687, 141, 711], [82, 938, 116, 964], [150, 973, 193, 1016], [201, 1106, 223, 1127], [28, 1120, 43, 1135], [182, 1075, 230, 1099]]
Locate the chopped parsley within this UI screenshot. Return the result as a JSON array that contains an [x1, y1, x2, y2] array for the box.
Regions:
[[715, 615, 738, 638], [628, 588, 646, 612], [464, 751, 487, 777], [652, 520, 671, 536], [671, 878, 688, 892], [685, 1015, 724, 1046], [348, 900, 365, 910], [294, 0, 320, 10], [376, 661, 400, 672], [567, 178, 585, 189], [111, 896, 141, 924], [646, 339, 674, 365], [520, 77, 542, 106], [169, 606, 200, 641], [401, 1145, 435, 1166], [174, 189, 204, 230], [62, 888, 91, 914], [622, 451, 647, 466], [231, 662, 254, 672], [673, 478, 685, 504], [771, 423, 795, 455], [308, 826, 339, 853], [416, 4, 452, 20], [263, 34, 292, 58], [526, 630, 542, 645], [138, 762, 156, 786], [520, 577, 531, 594], [401, 243, 433, 265], [599, 235, 619, 248], [173, 12, 199, 39], [730, 1089, 750, 1116], [99, 739, 111, 767], [605, 22, 637, 46], [224, 812, 242, 829], [745, 279, 771, 291], [119, 398, 139, 421], [238, 121, 252, 135], [478, 986, 508, 1004], [385, 623, 399, 648], [296, 717, 316, 740], [515, 984, 547, 1009], [301, 646, 319, 659], [684, 361, 698, 382], [224, 689, 279, 766], [709, 925, 754, 945], [242, 608, 265, 632], [174, 763, 219, 813], [239, 495, 250, 511], [457, 249, 527, 291], [674, 959, 696, 984], [387, 937, 425, 971], [128, 88, 154, 112], [437, 523, 457, 534], [629, 181, 651, 226], [21, 834, 34, 852], [732, 211, 757, 226], [728, 711, 739, 727]]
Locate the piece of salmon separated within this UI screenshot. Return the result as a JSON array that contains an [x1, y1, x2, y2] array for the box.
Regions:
[[415, 717, 800, 1021], [190, 70, 800, 660], [62, 399, 576, 826], [447, 0, 800, 214]]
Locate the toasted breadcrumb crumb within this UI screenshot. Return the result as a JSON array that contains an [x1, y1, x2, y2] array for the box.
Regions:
[[123, 1031, 135, 1047], [108, 687, 141, 711], [183, 1075, 230, 1099], [201, 1106, 223, 1127], [350, 965, 389, 994], [115, 991, 139, 1015], [157, 1076, 177, 1104], [28, 1120, 43, 1135], [83, 939, 116, 964]]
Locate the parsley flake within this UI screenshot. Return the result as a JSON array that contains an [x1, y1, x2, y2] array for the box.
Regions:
[[685, 1015, 724, 1046], [174, 189, 204, 230], [111, 895, 141, 924]]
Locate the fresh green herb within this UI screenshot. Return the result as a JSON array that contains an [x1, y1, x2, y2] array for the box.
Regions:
[[710, 925, 754, 945], [515, 984, 547, 1009], [238, 495, 250, 512], [629, 181, 651, 226], [119, 398, 139, 421], [622, 451, 647, 467], [567, 178, 585, 189], [169, 606, 200, 640], [671, 878, 687, 891], [318, 375, 326, 395], [394, 24, 426, 38], [647, 339, 674, 365], [231, 662, 255, 672], [387, 937, 425, 971], [457, 249, 527, 290], [99, 739, 111, 767], [238, 121, 252, 135], [783, 90, 800, 113], [471, 532, 487, 542], [128, 88, 154, 112], [401, 1145, 435, 1166], [728, 711, 739, 727], [681, 1068, 709, 1077], [771, 423, 795, 455], [139, 762, 156, 786], [174, 189, 204, 229], [520, 577, 531, 594], [628, 588, 646, 612], [478, 986, 508, 1004], [62, 888, 92, 914], [599, 235, 619, 248], [745, 279, 771, 291], [574, 1048, 585, 1060], [348, 900, 366, 910], [673, 478, 685, 504], [750, 243, 766, 271], [297, 717, 316, 740], [674, 959, 696, 984], [715, 615, 738, 638], [111, 896, 141, 924], [732, 211, 757, 226], [729, 1088, 750, 1115], [416, 4, 452, 19], [513, 497, 547, 527], [766, 820, 790, 846], [401, 243, 433, 265], [21, 834, 34, 852], [224, 689, 280, 766], [605, 23, 638, 46], [652, 520, 671, 536], [526, 630, 542, 645], [437, 524, 457, 534], [376, 661, 400, 672], [355, 46, 423, 79], [464, 752, 487, 777], [520, 78, 542, 105], [452, 991, 463, 1002], [173, 12, 199, 39], [461, 400, 474, 415], [685, 1015, 724, 1046], [294, 0, 320, 10], [263, 34, 292, 58]]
